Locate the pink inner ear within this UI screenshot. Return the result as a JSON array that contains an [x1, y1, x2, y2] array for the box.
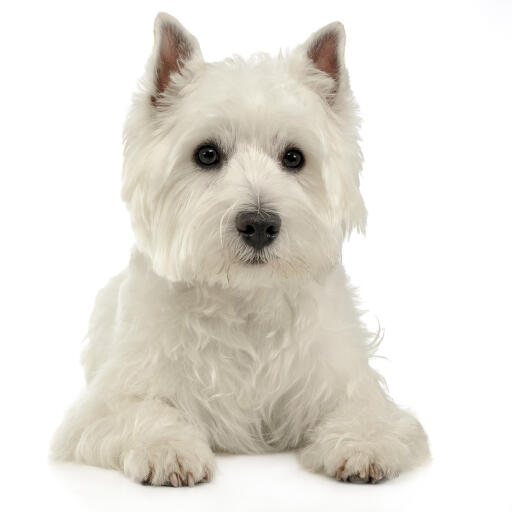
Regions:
[[155, 23, 192, 96], [307, 31, 339, 82]]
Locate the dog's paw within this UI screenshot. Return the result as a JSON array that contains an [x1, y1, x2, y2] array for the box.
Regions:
[[334, 453, 387, 484], [122, 439, 215, 486], [299, 406, 430, 484], [299, 427, 429, 484], [300, 443, 398, 484]]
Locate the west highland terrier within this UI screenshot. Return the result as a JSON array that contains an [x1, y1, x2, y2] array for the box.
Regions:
[[51, 12, 429, 486]]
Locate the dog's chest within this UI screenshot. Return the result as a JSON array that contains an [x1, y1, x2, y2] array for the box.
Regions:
[[168, 285, 328, 451]]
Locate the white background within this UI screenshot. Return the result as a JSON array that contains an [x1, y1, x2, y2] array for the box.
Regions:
[[1, 0, 511, 510]]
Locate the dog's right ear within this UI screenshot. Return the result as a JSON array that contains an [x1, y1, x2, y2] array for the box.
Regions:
[[149, 13, 203, 105]]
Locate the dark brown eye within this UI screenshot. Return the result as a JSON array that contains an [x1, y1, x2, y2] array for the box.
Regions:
[[195, 144, 220, 168], [282, 148, 304, 170]]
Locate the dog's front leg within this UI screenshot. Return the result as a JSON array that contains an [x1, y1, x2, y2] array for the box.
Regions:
[[298, 370, 429, 483], [51, 392, 215, 486]]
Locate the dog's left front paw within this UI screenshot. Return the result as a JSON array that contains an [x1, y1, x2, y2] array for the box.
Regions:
[[299, 416, 429, 484], [300, 442, 399, 484], [334, 453, 387, 484]]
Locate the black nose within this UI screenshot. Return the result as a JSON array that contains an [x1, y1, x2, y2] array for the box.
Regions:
[[236, 211, 281, 250]]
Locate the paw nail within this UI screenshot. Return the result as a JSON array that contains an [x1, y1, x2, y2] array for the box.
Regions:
[[335, 462, 346, 481], [187, 472, 195, 487], [170, 472, 180, 487], [143, 467, 154, 485]]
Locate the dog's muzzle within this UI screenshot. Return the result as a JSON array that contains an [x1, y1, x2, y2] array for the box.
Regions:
[[235, 210, 281, 251]]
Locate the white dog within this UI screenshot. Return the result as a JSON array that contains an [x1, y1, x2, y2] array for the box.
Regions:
[[51, 13, 429, 486]]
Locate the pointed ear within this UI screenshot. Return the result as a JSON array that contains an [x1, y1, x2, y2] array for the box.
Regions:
[[300, 22, 346, 102], [150, 13, 203, 104]]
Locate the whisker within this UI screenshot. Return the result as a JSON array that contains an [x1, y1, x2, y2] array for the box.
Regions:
[[219, 200, 240, 248]]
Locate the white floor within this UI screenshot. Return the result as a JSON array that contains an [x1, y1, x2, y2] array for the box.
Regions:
[[43, 454, 444, 512], [11, 445, 506, 512]]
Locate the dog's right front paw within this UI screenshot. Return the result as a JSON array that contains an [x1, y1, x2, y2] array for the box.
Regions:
[[122, 439, 215, 486]]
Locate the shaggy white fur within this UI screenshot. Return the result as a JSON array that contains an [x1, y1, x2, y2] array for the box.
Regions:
[[51, 13, 429, 486]]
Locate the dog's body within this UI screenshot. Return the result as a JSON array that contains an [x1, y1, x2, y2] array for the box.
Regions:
[[52, 13, 429, 485]]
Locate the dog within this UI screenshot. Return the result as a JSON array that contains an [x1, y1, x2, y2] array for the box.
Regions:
[[51, 12, 429, 486]]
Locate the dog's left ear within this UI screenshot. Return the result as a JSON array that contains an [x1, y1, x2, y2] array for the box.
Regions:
[[297, 23, 367, 236], [297, 22, 346, 104], [149, 13, 203, 104]]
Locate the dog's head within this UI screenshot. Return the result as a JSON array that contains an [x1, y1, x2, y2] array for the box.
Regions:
[[123, 13, 366, 288]]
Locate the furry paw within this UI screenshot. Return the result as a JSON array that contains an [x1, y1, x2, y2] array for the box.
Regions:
[[334, 454, 386, 484], [300, 442, 399, 484], [298, 416, 429, 483], [122, 440, 215, 486]]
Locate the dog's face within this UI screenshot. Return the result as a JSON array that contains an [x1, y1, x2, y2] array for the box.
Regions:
[[122, 13, 366, 288]]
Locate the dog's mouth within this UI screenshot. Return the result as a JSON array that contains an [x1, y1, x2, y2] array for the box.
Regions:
[[246, 255, 268, 265], [238, 250, 274, 266], [230, 237, 277, 266]]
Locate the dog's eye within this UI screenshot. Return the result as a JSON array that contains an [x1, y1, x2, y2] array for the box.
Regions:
[[195, 144, 220, 168], [282, 148, 304, 170]]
